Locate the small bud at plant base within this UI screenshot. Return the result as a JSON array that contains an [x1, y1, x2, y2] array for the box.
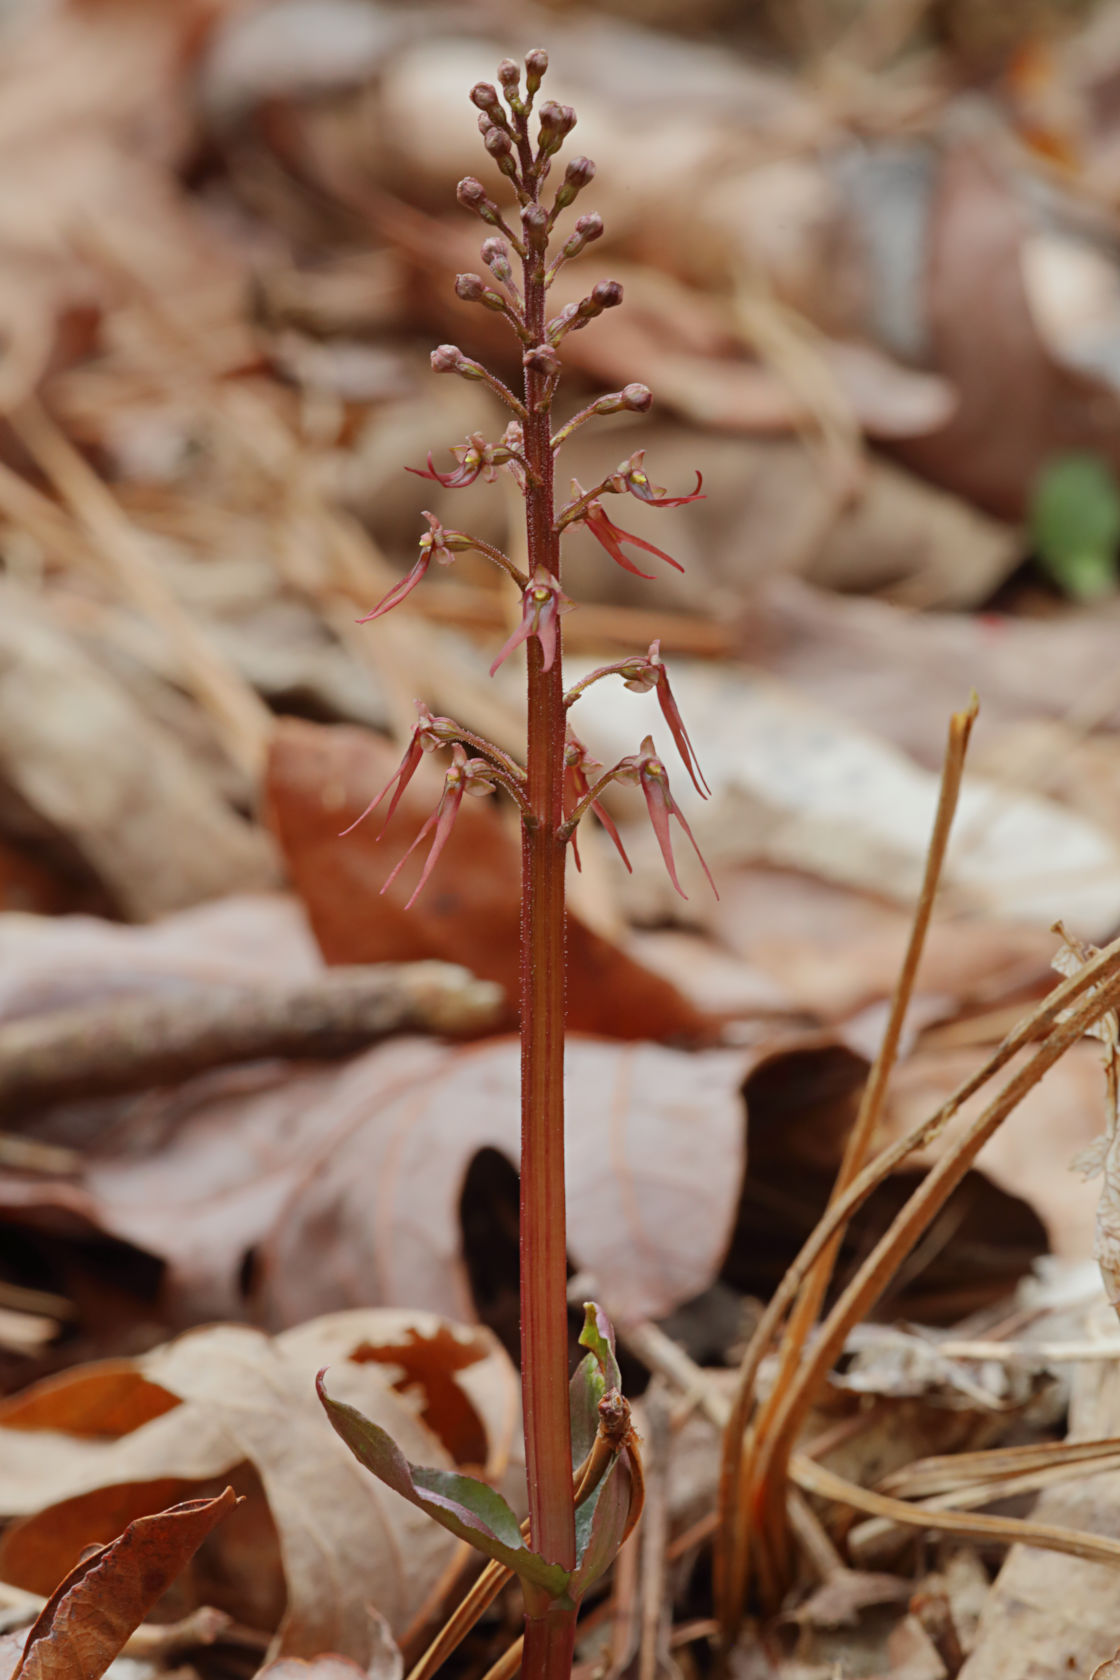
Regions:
[[524, 343, 562, 378], [524, 47, 548, 95]]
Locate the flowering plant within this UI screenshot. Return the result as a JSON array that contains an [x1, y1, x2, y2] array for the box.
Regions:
[[317, 50, 711, 1680]]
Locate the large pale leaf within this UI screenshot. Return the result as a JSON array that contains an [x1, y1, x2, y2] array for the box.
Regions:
[[0, 1312, 517, 1666]]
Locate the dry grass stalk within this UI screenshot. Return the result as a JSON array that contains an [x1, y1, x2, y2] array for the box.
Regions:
[[793, 1453, 1120, 1571], [716, 929, 1120, 1632], [10, 398, 273, 779], [719, 698, 977, 1612]]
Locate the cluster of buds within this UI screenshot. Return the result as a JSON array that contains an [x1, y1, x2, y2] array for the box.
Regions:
[[343, 46, 716, 907]]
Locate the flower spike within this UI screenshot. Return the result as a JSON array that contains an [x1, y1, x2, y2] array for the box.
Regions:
[[358, 512, 474, 623], [580, 497, 686, 578], [382, 747, 496, 910], [621, 641, 710, 798], [490, 569, 572, 676], [340, 702, 452, 838], [563, 733, 631, 872], [623, 736, 717, 900]]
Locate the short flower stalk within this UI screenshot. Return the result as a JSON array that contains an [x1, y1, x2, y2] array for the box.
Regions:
[[317, 50, 713, 1680]]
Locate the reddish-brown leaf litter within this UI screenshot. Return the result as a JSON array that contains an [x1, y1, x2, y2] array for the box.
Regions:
[[5, 1, 1120, 1676]]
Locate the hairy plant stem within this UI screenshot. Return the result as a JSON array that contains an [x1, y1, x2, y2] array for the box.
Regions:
[[519, 181, 577, 1678]]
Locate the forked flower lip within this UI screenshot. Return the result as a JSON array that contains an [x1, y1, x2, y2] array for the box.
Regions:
[[581, 500, 686, 578], [629, 735, 717, 900]]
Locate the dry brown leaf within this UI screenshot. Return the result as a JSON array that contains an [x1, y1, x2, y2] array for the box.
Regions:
[[0, 586, 274, 918], [0, 1311, 514, 1665], [9, 1488, 236, 1680], [897, 146, 1120, 518], [956, 1361, 1120, 1679], [254, 1033, 753, 1327]]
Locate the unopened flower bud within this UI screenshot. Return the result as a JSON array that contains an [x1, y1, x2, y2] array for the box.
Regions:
[[470, 82, 506, 125], [523, 343, 562, 377], [524, 47, 548, 95], [431, 344, 464, 372], [430, 344, 485, 382], [521, 201, 549, 250], [620, 382, 652, 412], [591, 279, 623, 310], [553, 155, 596, 214], [537, 100, 577, 159], [481, 237, 514, 286], [484, 124, 513, 159], [593, 383, 653, 416], [559, 210, 604, 262], [455, 273, 486, 303], [497, 58, 520, 92]]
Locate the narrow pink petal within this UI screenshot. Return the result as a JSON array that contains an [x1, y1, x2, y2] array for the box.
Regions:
[[657, 677, 711, 798], [644, 471, 705, 508], [664, 790, 718, 899], [357, 556, 430, 623], [592, 799, 632, 871], [339, 738, 424, 838], [536, 599, 558, 671], [584, 508, 656, 579], [402, 778, 466, 909], [604, 519, 685, 573], [641, 773, 686, 897], [381, 801, 441, 896], [405, 453, 444, 483], [489, 614, 533, 677]]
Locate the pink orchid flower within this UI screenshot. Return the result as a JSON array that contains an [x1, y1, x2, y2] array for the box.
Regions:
[[619, 736, 717, 900], [620, 641, 710, 798], [563, 733, 631, 872], [580, 499, 686, 579], [490, 569, 572, 675], [610, 449, 704, 508], [358, 512, 473, 623], [340, 702, 452, 838], [382, 746, 496, 910]]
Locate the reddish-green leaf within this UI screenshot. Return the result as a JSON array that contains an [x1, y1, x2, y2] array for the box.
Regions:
[[317, 1375, 570, 1604], [572, 1454, 633, 1599], [11, 1486, 236, 1680]]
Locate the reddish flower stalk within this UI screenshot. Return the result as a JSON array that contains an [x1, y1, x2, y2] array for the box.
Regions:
[[333, 49, 711, 1680]]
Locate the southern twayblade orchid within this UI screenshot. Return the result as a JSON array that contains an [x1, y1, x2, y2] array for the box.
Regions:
[[620, 641, 711, 797], [358, 512, 476, 622], [381, 746, 500, 910], [616, 736, 718, 901], [577, 493, 686, 579], [563, 733, 631, 872], [327, 51, 709, 1680]]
